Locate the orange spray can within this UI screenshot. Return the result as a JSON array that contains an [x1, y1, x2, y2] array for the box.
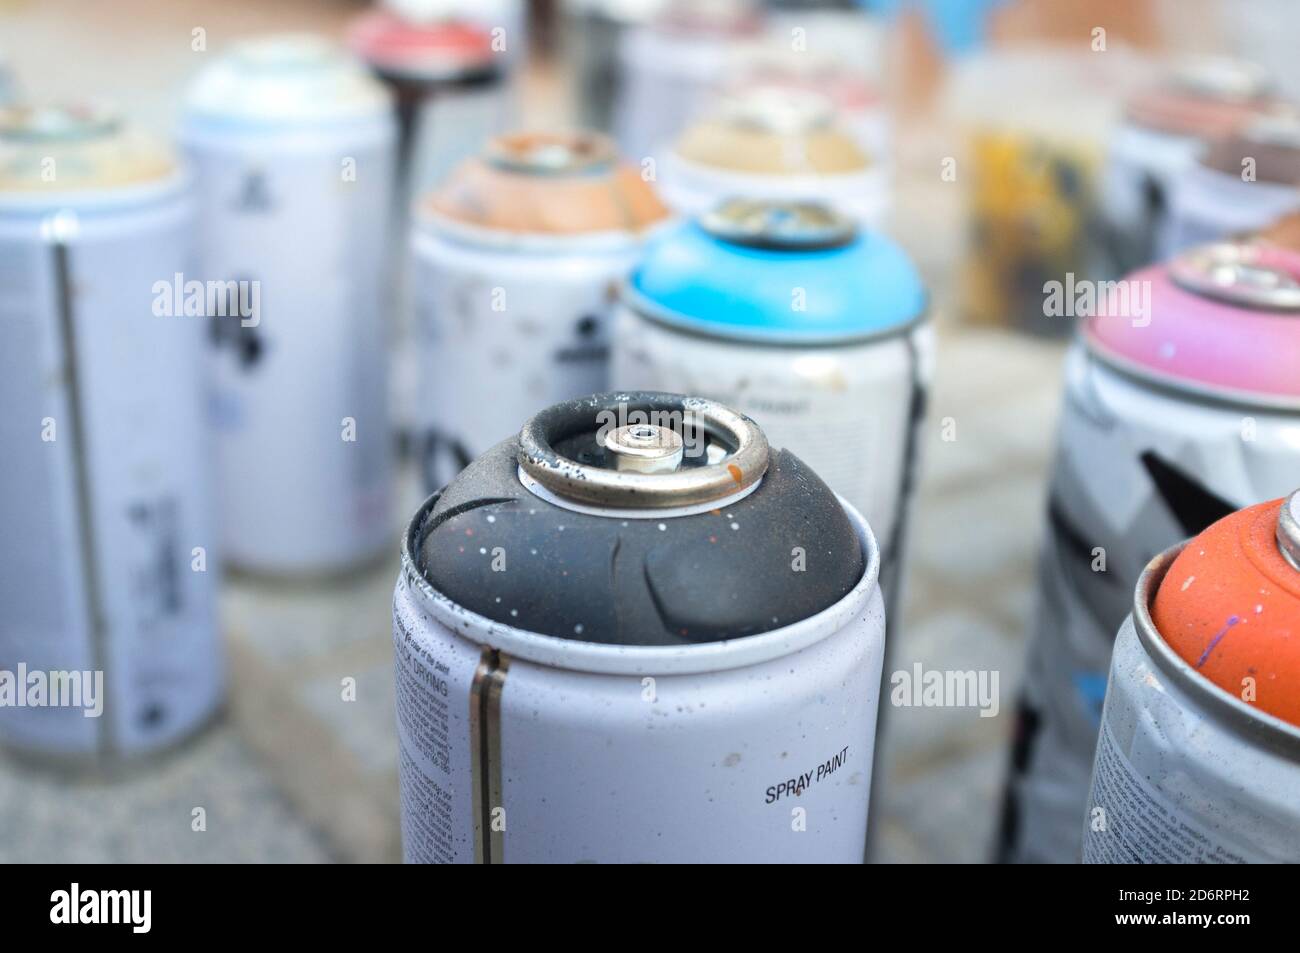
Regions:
[[1083, 489, 1300, 862]]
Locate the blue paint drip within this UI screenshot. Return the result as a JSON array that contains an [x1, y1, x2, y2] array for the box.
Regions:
[[1196, 616, 1241, 668]]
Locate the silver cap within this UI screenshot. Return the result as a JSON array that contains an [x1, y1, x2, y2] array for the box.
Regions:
[[700, 198, 857, 251], [1169, 242, 1300, 312], [518, 393, 770, 508], [1280, 489, 1300, 572]]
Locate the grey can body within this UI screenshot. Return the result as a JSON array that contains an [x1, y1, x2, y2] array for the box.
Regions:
[[392, 393, 885, 863]]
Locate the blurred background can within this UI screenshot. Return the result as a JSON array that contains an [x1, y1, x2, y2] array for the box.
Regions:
[[1160, 112, 1300, 258], [348, 6, 513, 457], [349, 2, 512, 204], [1100, 57, 1275, 279], [725, 17, 891, 173], [658, 86, 889, 228], [947, 49, 1133, 335], [0, 105, 223, 761], [181, 35, 397, 576], [393, 392, 884, 863], [411, 130, 667, 491], [999, 240, 1300, 862], [613, 0, 761, 161], [1082, 491, 1300, 862], [563, 0, 662, 136], [613, 199, 929, 619], [0, 54, 14, 106]]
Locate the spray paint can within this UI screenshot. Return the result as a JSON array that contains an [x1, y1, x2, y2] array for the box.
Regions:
[[612, 199, 929, 619], [181, 36, 397, 575], [1100, 57, 1275, 277], [726, 39, 892, 176], [0, 105, 223, 761], [348, 6, 510, 199], [348, 10, 510, 457], [1082, 491, 1300, 862], [659, 87, 889, 228], [1160, 113, 1300, 259], [613, 0, 762, 162], [998, 240, 1300, 862], [393, 392, 884, 863], [411, 131, 668, 491]]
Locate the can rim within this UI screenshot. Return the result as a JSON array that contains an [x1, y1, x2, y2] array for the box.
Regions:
[[483, 131, 618, 177], [665, 137, 877, 181], [1168, 242, 1300, 312], [516, 392, 769, 508], [399, 488, 881, 675], [412, 209, 652, 253], [1082, 340, 1300, 413], [0, 167, 189, 214], [1133, 544, 1300, 759], [698, 198, 858, 251], [0, 104, 120, 143], [1168, 56, 1274, 104]]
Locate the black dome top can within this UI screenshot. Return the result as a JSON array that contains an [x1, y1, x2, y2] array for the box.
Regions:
[[393, 391, 884, 862]]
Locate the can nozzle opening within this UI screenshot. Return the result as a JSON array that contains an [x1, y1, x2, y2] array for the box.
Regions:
[[602, 424, 685, 474], [518, 392, 769, 509]]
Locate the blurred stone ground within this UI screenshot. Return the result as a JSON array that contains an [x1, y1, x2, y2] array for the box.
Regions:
[[0, 0, 1069, 862]]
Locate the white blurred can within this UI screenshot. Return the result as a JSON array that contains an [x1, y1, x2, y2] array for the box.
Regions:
[[659, 87, 889, 228], [1101, 57, 1275, 277], [181, 36, 397, 575], [1160, 113, 1300, 258], [613, 0, 762, 161], [411, 131, 668, 490], [744, 8, 891, 163], [0, 106, 223, 761], [1083, 491, 1300, 863], [564, 0, 666, 135], [394, 392, 884, 863]]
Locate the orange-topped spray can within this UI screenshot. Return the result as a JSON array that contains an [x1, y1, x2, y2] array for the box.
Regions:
[[1083, 489, 1300, 863], [410, 130, 669, 489]]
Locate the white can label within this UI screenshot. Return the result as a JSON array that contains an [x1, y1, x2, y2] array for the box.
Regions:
[[412, 232, 623, 488], [393, 577, 480, 864], [1083, 720, 1252, 864]]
